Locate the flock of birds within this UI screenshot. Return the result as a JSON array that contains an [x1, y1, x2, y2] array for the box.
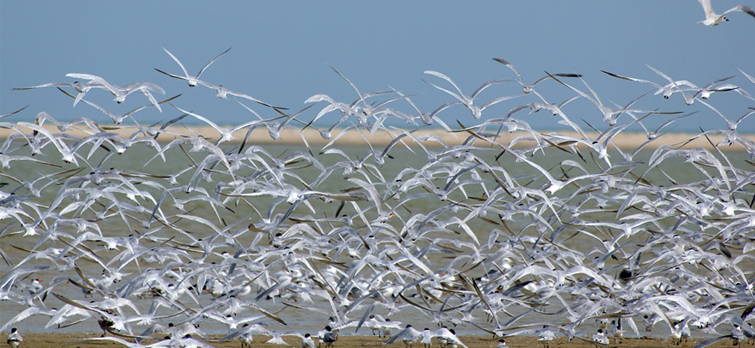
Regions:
[[2, 9, 755, 346]]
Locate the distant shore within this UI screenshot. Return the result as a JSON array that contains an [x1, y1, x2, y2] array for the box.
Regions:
[[0, 332, 727, 348], [2, 123, 752, 152]]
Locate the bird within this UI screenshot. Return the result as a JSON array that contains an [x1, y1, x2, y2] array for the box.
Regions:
[[302, 333, 316, 348], [435, 327, 466, 348], [492, 57, 581, 94], [381, 318, 401, 338], [419, 328, 434, 348], [642, 314, 657, 332], [611, 319, 624, 344], [6, 328, 22, 348], [64, 73, 165, 111], [321, 326, 338, 348], [732, 323, 746, 346], [423, 70, 518, 120], [155, 45, 231, 87], [12, 80, 108, 106], [383, 324, 423, 348], [197, 80, 286, 111], [496, 338, 508, 348], [695, 0, 755, 26], [591, 329, 609, 346], [536, 325, 557, 348], [56, 87, 181, 124]]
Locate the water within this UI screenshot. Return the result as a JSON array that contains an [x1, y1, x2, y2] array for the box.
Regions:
[[0, 137, 753, 339]]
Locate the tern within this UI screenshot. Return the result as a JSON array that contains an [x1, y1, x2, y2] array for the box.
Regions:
[[696, 0, 755, 26], [198, 80, 287, 111], [155, 46, 231, 87], [65, 73, 165, 111], [6, 328, 22, 348]]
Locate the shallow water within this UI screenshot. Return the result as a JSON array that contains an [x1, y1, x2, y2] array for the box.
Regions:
[[0, 140, 752, 338]]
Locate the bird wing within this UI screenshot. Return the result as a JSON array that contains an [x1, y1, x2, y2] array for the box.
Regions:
[[697, 0, 715, 18], [434, 328, 467, 348], [197, 47, 232, 78], [383, 327, 419, 344], [160, 46, 190, 78], [723, 5, 755, 18]]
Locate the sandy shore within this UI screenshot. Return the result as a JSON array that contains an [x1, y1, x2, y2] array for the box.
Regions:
[[0, 332, 734, 348], [2, 123, 752, 151]]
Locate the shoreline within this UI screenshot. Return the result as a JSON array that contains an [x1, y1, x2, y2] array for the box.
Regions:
[[2, 123, 752, 152], [0, 332, 729, 348]]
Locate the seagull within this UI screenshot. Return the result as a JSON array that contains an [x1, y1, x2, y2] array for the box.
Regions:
[[696, 0, 755, 26], [155, 46, 231, 87]]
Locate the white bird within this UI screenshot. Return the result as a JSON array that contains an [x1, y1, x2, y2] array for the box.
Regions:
[[155, 46, 231, 87], [198, 80, 285, 110], [536, 325, 557, 348], [65, 73, 165, 111], [611, 319, 624, 344], [591, 329, 609, 346], [383, 324, 422, 348], [434, 327, 466, 348], [423, 70, 517, 120], [6, 328, 22, 348], [56, 87, 180, 124], [302, 333, 316, 348], [493, 57, 581, 94], [696, 0, 755, 26]]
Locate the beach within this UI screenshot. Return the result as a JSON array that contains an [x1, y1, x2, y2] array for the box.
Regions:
[[1, 123, 751, 151], [0, 332, 733, 348]]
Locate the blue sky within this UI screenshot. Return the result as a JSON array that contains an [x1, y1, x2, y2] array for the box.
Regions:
[[1, 1, 754, 133]]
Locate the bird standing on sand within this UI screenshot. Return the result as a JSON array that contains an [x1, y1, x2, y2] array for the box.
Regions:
[[591, 329, 609, 346], [611, 319, 623, 344], [7, 328, 22, 348], [496, 338, 508, 348], [381, 319, 400, 338], [536, 325, 556, 348], [322, 326, 338, 348], [302, 333, 316, 348], [437, 328, 464, 348], [419, 328, 433, 348]]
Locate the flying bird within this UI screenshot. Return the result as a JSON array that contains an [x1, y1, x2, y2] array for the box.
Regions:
[[155, 46, 231, 87], [696, 0, 755, 26]]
